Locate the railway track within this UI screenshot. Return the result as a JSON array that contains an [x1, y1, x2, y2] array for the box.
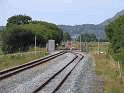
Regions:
[[0, 51, 66, 81], [32, 52, 84, 93], [0, 51, 84, 93]]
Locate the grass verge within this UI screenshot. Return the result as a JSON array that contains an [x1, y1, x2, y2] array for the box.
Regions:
[[0, 47, 48, 71], [90, 44, 124, 93]]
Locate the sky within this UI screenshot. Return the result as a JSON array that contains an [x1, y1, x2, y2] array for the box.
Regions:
[[0, 0, 124, 26]]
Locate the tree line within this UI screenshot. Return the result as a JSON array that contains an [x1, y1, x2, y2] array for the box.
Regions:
[[76, 33, 107, 42], [105, 15, 124, 64], [1, 15, 63, 53]]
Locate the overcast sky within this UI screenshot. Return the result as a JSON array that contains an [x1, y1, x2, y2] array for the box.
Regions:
[[0, 0, 124, 26]]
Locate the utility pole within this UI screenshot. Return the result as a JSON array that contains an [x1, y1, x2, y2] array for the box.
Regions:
[[35, 35, 36, 56], [98, 41, 99, 55], [80, 34, 81, 51], [71, 41, 72, 48], [97, 30, 100, 55], [85, 39, 87, 52], [76, 34, 78, 49]]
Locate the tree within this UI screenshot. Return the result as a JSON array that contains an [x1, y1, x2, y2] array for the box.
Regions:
[[105, 16, 124, 53], [2, 20, 63, 53], [1, 27, 34, 53], [77, 33, 97, 42], [7, 15, 32, 26], [105, 15, 124, 64], [63, 32, 71, 41]]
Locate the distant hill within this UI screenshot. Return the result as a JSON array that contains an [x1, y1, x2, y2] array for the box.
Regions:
[[58, 24, 105, 39], [58, 9, 124, 39], [99, 9, 124, 26]]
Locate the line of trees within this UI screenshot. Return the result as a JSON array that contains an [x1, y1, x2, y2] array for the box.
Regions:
[[77, 33, 98, 42], [77, 33, 108, 42], [105, 15, 124, 64], [63, 32, 71, 42], [1, 15, 63, 53]]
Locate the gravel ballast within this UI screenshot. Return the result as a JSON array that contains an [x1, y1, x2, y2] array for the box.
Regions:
[[0, 51, 103, 93], [0, 52, 75, 93], [56, 52, 99, 93]]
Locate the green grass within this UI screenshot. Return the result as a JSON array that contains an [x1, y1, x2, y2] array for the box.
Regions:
[[89, 42, 124, 93], [0, 46, 3, 55], [112, 86, 121, 93], [28, 47, 46, 52], [0, 47, 48, 71]]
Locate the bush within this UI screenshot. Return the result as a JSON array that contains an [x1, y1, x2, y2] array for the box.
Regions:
[[1, 22, 63, 53], [1, 27, 35, 53], [1, 44, 8, 54]]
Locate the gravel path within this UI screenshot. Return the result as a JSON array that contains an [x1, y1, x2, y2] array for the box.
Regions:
[[0, 52, 75, 93]]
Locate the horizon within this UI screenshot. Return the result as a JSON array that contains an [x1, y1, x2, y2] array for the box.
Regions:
[[0, 0, 124, 26]]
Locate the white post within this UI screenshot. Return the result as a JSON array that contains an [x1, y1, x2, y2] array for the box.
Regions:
[[35, 35, 36, 56], [120, 63, 122, 77], [67, 40, 68, 49], [86, 41, 87, 52], [70, 41, 72, 51], [76, 35, 77, 49], [39, 44, 40, 52], [39, 44, 41, 56], [19, 48, 20, 55], [71, 41, 72, 49], [44, 46, 45, 56], [118, 61, 121, 77], [84, 40, 87, 52]]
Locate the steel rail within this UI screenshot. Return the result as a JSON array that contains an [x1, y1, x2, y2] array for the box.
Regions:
[[33, 52, 84, 93], [0, 51, 66, 81]]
